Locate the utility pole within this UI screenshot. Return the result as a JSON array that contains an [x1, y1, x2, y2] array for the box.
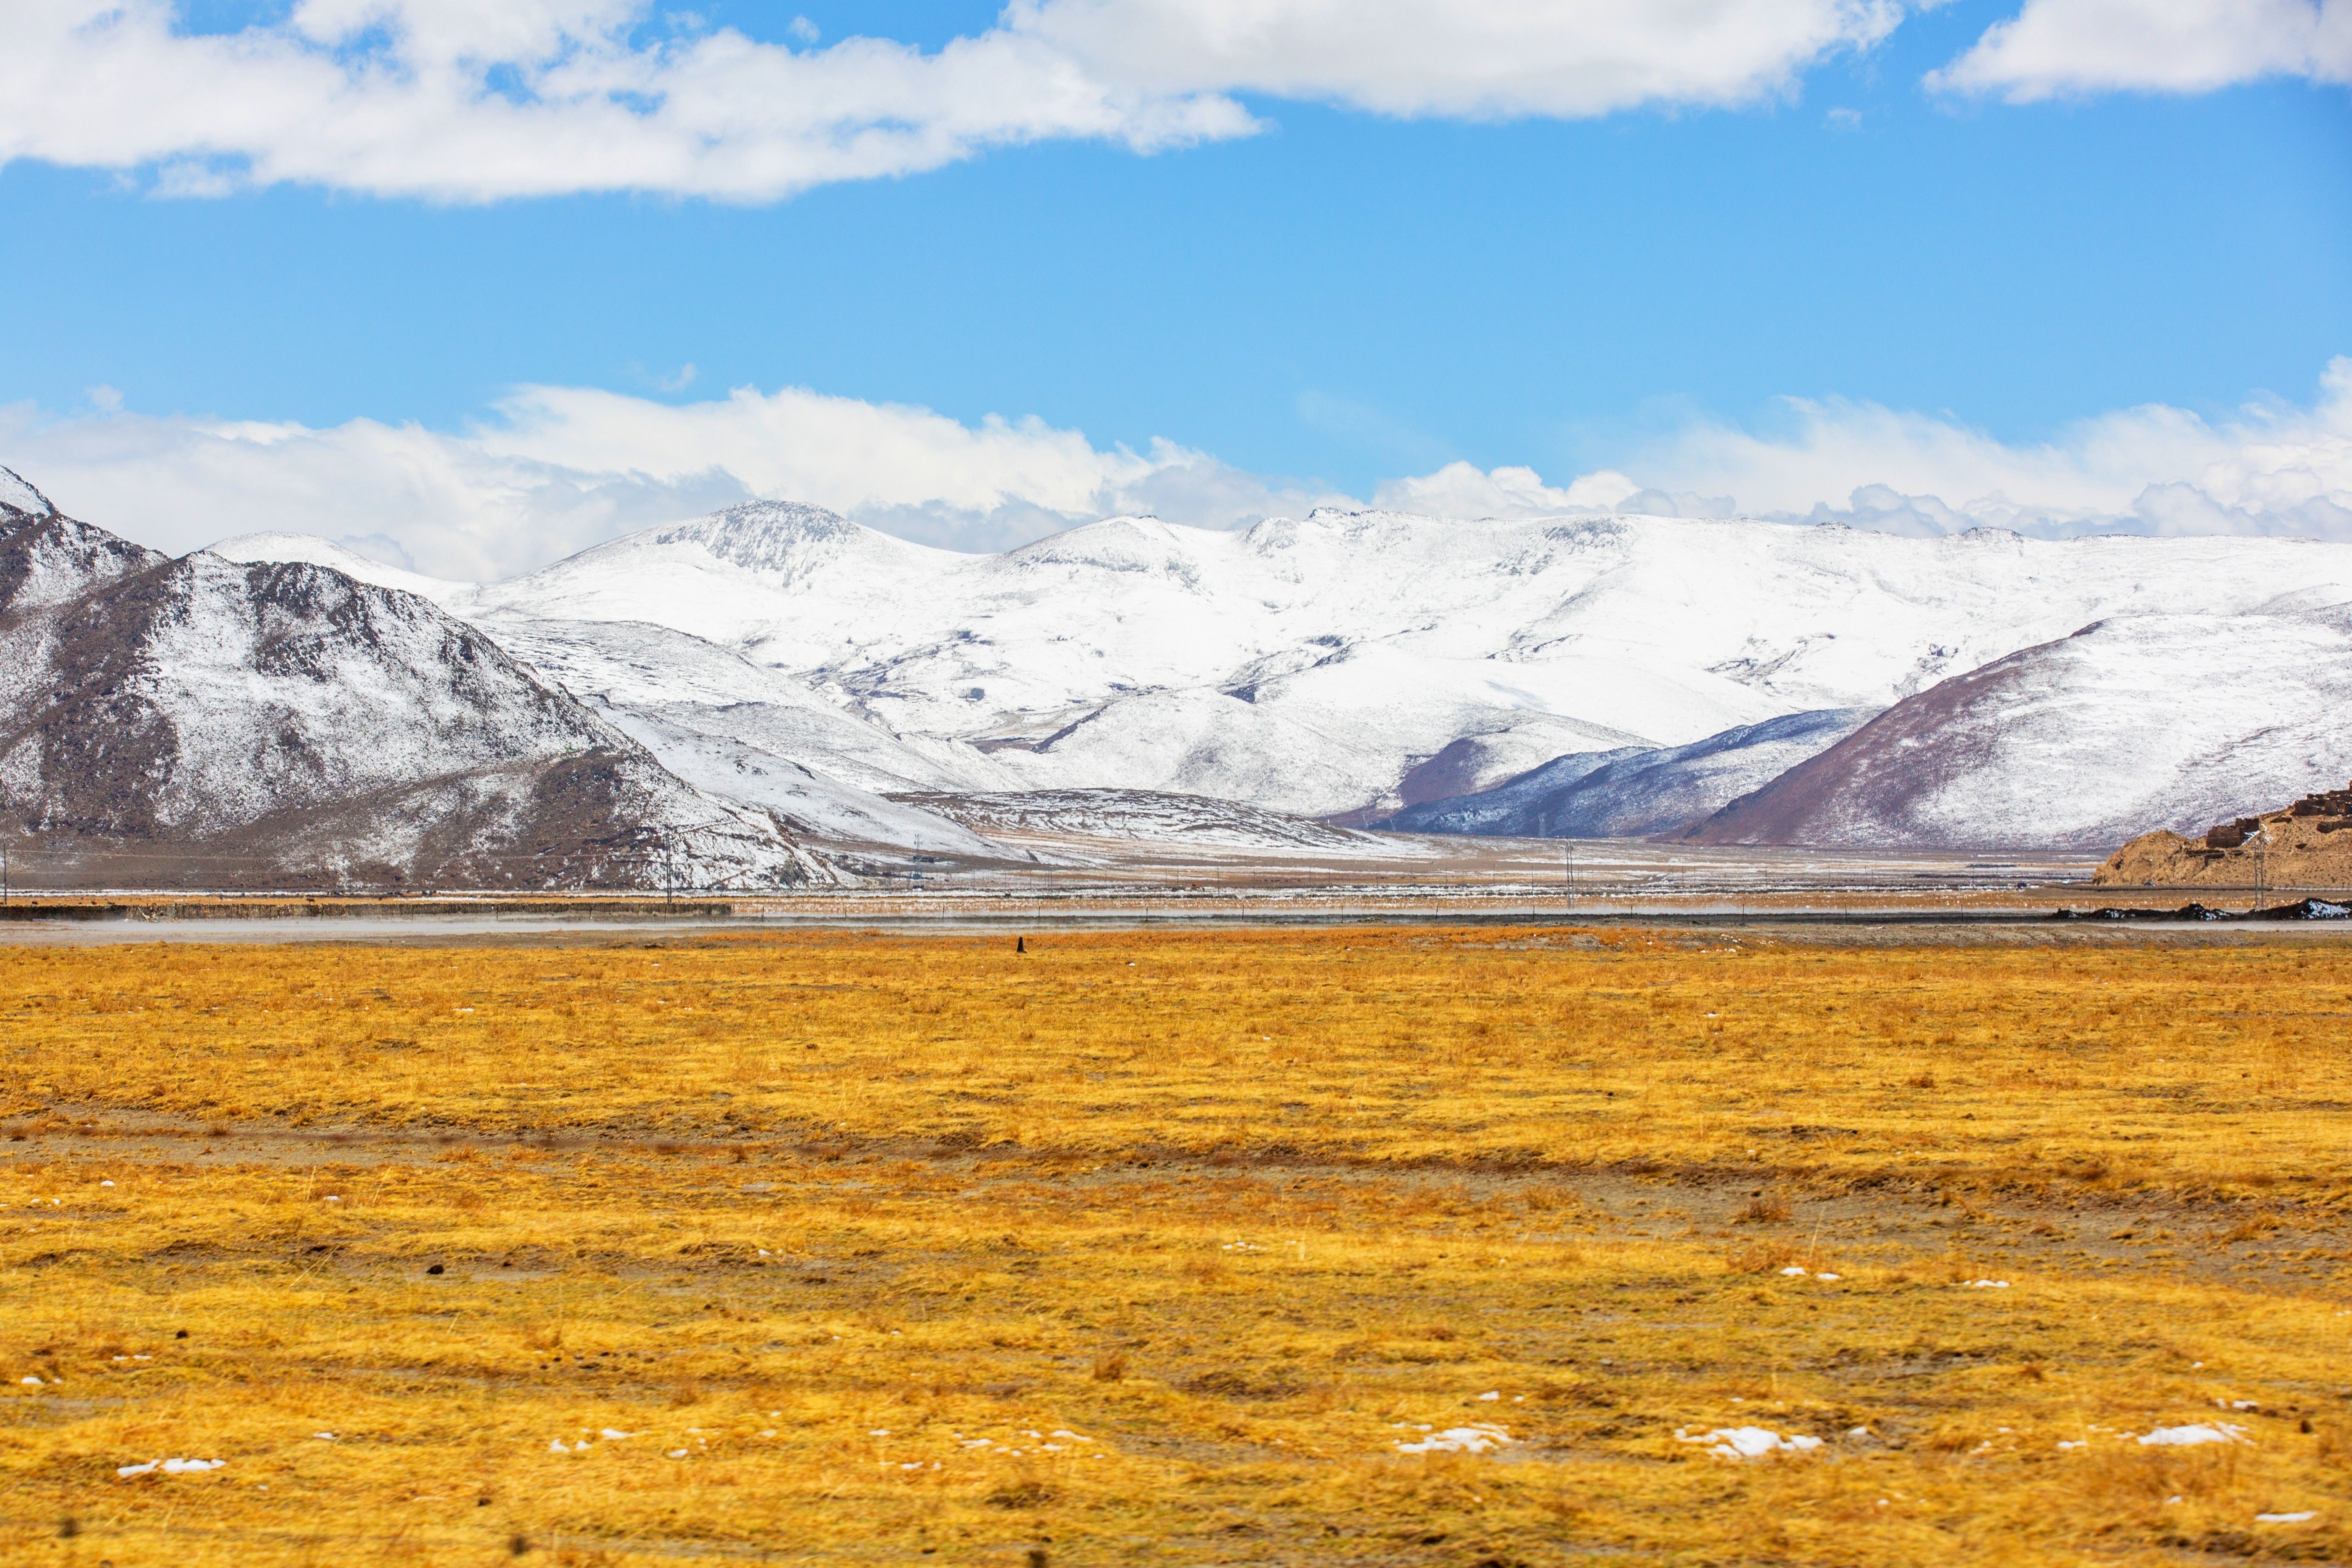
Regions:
[[2257, 822, 2268, 913]]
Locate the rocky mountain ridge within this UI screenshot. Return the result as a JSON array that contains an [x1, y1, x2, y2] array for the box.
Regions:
[[0, 474, 832, 890], [2092, 779, 2352, 890]]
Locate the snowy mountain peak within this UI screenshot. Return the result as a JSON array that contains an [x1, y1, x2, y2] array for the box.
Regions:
[[0, 465, 56, 518], [0, 493, 170, 615], [645, 500, 871, 577], [496, 498, 973, 602], [1954, 526, 2026, 546], [1002, 513, 1217, 577]]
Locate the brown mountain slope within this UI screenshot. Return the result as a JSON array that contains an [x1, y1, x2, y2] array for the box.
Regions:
[[1681, 612, 2352, 851], [1677, 647, 2041, 847], [0, 486, 823, 890]]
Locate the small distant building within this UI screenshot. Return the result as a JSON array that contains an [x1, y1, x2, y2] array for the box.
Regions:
[[2206, 778, 2352, 847]]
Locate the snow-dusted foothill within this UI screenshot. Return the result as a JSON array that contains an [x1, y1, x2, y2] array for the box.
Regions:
[[1685, 610, 2352, 851], [476, 614, 1012, 857], [1377, 708, 1878, 839], [1, 492, 830, 889]]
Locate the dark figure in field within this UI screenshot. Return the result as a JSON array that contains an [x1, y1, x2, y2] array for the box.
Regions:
[[1017, 936, 1026, 954]]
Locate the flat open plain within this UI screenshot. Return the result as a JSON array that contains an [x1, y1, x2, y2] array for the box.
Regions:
[[3, 922, 2349, 1566]]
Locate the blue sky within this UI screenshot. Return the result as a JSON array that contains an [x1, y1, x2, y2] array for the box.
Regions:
[[0, 1, 2347, 574]]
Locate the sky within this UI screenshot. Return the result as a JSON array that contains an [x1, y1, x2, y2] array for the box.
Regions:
[[0, 0, 2347, 578]]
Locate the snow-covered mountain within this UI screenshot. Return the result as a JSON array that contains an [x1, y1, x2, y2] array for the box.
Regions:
[[413, 500, 2352, 845], [474, 613, 1007, 856], [85, 479, 2352, 859], [1683, 609, 2352, 852], [1, 477, 829, 889], [1, 470, 165, 607], [1378, 708, 1879, 840]]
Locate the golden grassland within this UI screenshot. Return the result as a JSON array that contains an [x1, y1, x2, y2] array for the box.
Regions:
[[2, 926, 2350, 1566]]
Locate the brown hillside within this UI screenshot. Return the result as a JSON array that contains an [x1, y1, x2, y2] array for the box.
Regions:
[[2093, 781, 2352, 890]]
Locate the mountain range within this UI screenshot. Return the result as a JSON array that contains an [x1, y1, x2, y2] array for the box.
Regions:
[[0, 473, 825, 889], [6, 460, 2348, 883]]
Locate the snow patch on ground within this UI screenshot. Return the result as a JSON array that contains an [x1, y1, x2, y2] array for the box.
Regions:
[[118, 1457, 224, 1476], [1394, 1424, 1512, 1455], [2137, 1424, 2249, 1446], [1677, 1426, 1825, 1459]]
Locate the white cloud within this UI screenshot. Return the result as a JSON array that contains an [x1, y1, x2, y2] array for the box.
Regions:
[[1373, 462, 1643, 516], [0, 382, 1342, 578], [1010, 0, 1905, 118], [6, 361, 2347, 580], [0, 0, 1917, 202], [3, 3, 2338, 203], [1931, 0, 2352, 99], [1406, 358, 2352, 541], [0, 0, 1254, 202]]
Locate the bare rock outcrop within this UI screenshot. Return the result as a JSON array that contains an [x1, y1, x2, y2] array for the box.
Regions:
[[2093, 784, 2352, 890]]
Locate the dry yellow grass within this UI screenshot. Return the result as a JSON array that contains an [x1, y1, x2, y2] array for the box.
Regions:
[[2, 926, 2349, 1566]]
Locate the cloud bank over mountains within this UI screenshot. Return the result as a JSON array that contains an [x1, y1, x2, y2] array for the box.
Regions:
[[0, 1, 2339, 203], [0, 383, 1339, 578], [1395, 360, 2352, 542], [6, 359, 2347, 580]]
